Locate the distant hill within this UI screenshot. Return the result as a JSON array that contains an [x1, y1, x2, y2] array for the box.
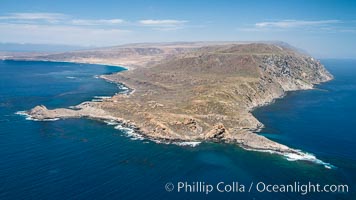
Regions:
[[3, 41, 309, 69]]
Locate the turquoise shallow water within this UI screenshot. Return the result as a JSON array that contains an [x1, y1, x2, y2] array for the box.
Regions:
[[0, 60, 355, 199]]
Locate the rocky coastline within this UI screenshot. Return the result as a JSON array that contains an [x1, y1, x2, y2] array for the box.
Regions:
[[18, 42, 334, 167]]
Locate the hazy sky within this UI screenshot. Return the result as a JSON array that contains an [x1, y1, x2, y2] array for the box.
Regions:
[[0, 0, 355, 58]]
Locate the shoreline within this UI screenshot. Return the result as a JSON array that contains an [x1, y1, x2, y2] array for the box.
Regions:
[[9, 43, 335, 169], [16, 104, 335, 169]]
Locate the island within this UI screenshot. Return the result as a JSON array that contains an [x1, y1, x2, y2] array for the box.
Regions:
[[10, 42, 333, 162]]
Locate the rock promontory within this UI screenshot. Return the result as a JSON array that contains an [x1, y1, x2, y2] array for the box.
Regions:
[[22, 42, 333, 159]]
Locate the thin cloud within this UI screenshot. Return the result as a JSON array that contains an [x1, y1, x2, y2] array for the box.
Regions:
[[255, 20, 340, 28], [0, 23, 131, 46], [0, 12, 124, 26], [0, 13, 188, 29], [237, 19, 348, 33], [139, 19, 187, 26], [71, 19, 125, 26], [0, 13, 190, 45], [0, 13, 130, 46], [0, 12, 68, 21], [138, 19, 188, 31]]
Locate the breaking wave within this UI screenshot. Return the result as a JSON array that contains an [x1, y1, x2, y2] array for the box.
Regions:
[[242, 147, 335, 169], [172, 141, 201, 147], [15, 111, 60, 121], [283, 151, 335, 169], [91, 96, 112, 102], [103, 119, 200, 147], [66, 76, 76, 79]]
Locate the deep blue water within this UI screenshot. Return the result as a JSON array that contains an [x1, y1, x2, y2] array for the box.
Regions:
[[0, 59, 355, 200]]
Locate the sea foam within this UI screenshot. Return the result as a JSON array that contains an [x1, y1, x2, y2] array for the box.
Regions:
[[15, 111, 60, 121], [172, 141, 201, 147], [66, 76, 76, 79], [242, 147, 335, 169], [103, 119, 200, 147], [91, 96, 112, 102], [283, 151, 335, 169]]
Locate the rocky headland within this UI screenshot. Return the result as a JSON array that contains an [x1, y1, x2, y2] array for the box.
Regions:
[[18, 42, 333, 163]]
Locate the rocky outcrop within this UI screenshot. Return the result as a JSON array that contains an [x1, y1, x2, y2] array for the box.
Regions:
[[205, 123, 229, 140], [28, 103, 118, 121], [29, 105, 78, 120]]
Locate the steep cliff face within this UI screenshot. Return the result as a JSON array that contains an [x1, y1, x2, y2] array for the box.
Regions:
[[25, 42, 333, 155], [261, 55, 333, 91], [239, 54, 333, 110]]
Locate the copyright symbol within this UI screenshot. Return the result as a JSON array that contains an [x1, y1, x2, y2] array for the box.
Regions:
[[165, 182, 174, 192]]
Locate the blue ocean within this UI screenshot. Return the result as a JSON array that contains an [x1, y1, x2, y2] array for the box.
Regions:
[[0, 59, 355, 199]]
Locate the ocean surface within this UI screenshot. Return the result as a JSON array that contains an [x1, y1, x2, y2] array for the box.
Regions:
[[0, 59, 355, 199]]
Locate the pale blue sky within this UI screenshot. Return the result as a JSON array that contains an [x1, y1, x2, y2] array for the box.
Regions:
[[0, 0, 355, 58]]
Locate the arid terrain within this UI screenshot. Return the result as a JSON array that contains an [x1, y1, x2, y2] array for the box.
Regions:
[[10, 42, 333, 159]]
